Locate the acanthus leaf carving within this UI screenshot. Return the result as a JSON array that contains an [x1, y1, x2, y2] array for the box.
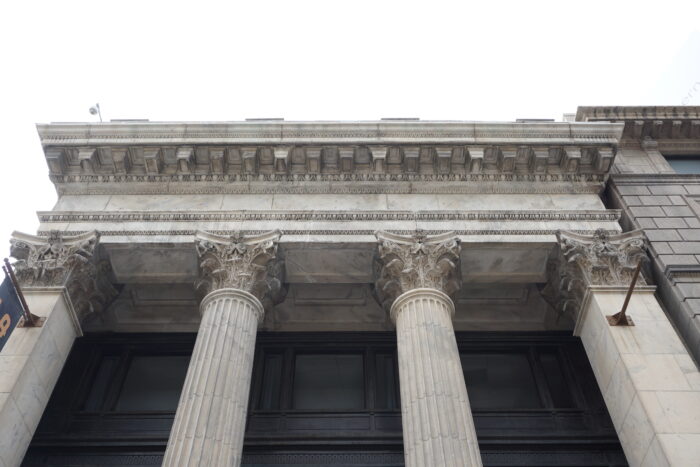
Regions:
[[9, 230, 118, 321], [542, 229, 649, 320], [374, 230, 462, 312], [194, 230, 286, 309]]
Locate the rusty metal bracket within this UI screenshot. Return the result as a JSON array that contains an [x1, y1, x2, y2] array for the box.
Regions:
[[606, 261, 642, 326]]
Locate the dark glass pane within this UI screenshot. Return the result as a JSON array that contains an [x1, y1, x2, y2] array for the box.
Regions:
[[115, 355, 190, 412], [292, 354, 364, 410], [666, 156, 700, 174], [258, 354, 283, 409], [375, 354, 398, 410], [460, 352, 541, 410], [540, 351, 574, 408], [83, 356, 119, 411]]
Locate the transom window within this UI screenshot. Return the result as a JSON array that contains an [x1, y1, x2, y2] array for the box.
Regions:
[[252, 343, 399, 412], [460, 349, 574, 410]]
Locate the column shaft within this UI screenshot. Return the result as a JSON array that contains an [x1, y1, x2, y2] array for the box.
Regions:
[[163, 288, 262, 467], [393, 288, 482, 467]]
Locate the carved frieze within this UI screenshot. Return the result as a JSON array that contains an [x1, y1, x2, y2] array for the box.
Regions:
[[9, 230, 117, 321], [374, 230, 462, 310], [542, 229, 648, 319], [194, 230, 285, 308]]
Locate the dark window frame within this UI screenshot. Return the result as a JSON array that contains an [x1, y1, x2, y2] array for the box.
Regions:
[[25, 332, 626, 467], [664, 154, 700, 174]]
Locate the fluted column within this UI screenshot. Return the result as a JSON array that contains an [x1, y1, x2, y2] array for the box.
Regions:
[[376, 231, 482, 467], [163, 230, 284, 467]]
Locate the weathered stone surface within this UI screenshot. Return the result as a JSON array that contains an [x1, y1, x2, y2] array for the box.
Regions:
[[374, 230, 461, 312], [542, 229, 647, 320], [162, 289, 263, 467], [392, 288, 482, 467], [194, 230, 285, 309], [10, 230, 116, 322]]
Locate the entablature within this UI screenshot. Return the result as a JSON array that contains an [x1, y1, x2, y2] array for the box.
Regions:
[[37, 121, 623, 194], [577, 106, 700, 146]]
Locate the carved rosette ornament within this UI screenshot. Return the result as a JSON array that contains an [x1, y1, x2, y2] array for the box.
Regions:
[[9, 230, 117, 321], [374, 230, 462, 312], [194, 230, 285, 310], [543, 229, 648, 318]]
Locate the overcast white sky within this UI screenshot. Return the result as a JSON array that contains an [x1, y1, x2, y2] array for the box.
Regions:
[[1, 0, 699, 251]]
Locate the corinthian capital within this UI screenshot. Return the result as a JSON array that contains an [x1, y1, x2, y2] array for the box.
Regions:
[[374, 230, 462, 310], [558, 229, 647, 286], [9, 230, 117, 321], [542, 229, 648, 319], [194, 230, 285, 308]]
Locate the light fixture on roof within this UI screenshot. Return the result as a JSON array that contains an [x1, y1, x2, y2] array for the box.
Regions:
[[89, 103, 102, 122]]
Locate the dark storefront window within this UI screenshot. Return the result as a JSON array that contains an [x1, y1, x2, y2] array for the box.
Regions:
[[459, 349, 575, 410], [115, 355, 189, 411], [292, 354, 365, 410], [23, 332, 627, 467]]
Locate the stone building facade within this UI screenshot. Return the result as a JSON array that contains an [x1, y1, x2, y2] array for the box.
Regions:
[[0, 114, 698, 466]]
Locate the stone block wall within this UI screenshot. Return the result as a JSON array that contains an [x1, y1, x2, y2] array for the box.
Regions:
[[608, 175, 700, 364]]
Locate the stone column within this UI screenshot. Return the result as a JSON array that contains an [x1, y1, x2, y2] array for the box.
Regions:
[[547, 229, 700, 467], [375, 231, 482, 467], [163, 230, 284, 467], [0, 231, 116, 467]]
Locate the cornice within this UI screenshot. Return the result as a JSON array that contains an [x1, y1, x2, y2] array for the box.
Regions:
[[38, 228, 617, 238], [37, 209, 621, 223], [37, 121, 624, 146], [36, 122, 622, 190], [610, 173, 700, 185], [577, 106, 700, 121], [576, 106, 700, 141]]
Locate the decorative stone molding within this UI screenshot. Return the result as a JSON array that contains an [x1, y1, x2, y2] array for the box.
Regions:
[[43, 148, 615, 181], [577, 106, 700, 122], [38, 209, 621, 223], [374, 230, 461, 311], [51, 176, 607, 196], [37, 121, 623, 146], [9, 230, 117, 321], [36, 122, 623, 197], [577, 106, 700, 141], [542, 229, 648, 318], [42, 228, 617, 238], [194, 230, 285, 308]]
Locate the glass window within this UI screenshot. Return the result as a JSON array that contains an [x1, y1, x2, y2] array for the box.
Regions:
[[292, 354, 364, 410], [83, 356, 119, 411], [375, 353, 398, 410], [539, 351, 574, 408], [115, 355, 190, 412], [258, 353, 283, 410], [666, 156, 700, 174], [460, 352, 541, 409]]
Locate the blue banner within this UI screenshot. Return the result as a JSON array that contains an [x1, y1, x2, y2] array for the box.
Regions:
[[0, 275, 24, 352]]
